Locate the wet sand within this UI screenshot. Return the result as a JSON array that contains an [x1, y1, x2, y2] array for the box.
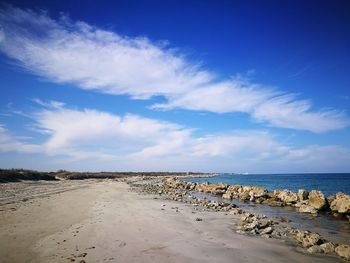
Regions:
[[0, 180, 343, 263]]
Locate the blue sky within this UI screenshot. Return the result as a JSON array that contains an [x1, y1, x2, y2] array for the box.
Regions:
[[0, 0, 349, 172]]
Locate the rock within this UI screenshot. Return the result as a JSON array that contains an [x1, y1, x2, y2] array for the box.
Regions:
[[335, 244, 350, 260], [273, 189, 281, 196], [237, 192, 249, 200], [222, 192, 232, 199], [248, 187, 269, 198], [223, 185, 241, 199], [307, 245, 323, 254], [308, 190, 327, 210], [302, 233, 322, 248], [185, 182, 196, 190], [277, 190, 298, 204], [244, 221, 258, 230], [330, 192, 350, 215], [227, 185, 242, 193], [241, 213, 254, 222], [196, 182, 227, 195], [320, 242, 335, 254], [258, 219, 273, 229], [213, 182, 228, 195], [260, 226, 273, 235], [291, 230, 321, 248], [299, 204, 318, 214], [250, 228, 258, 235], [195, 218, 202, 221], [298, 189, 309, 201]]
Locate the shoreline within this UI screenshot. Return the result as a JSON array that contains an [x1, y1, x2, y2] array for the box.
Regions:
[[177, 176, 350, 221], [133, 177, 350, 261], [0, 178, 348, 262]]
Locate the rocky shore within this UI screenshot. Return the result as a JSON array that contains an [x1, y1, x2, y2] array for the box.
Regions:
[[193, 180, 350, 220], [130, 177, 350, 261]]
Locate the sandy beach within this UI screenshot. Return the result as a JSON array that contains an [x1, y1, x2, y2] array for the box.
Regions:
[[0, 179, 343, 263]]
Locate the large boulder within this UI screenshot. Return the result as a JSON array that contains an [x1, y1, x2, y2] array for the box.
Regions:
[[330, 192, 350, 215], [196, 182, 227, 195], [212, 182, 228, 195], [276, 190, 298, 204], [227, 185, 242, 193], [308, 190, 327, 210], [291, 230, 321, 248], [196, 182, 209, 192], [335, 244, 350, 260], [231, 186, 269, 201], [301, 232, 322, 248], [224, 185, 241, 198], [249, 186, 269, 198], [307, 245, 323, 254], [320, 242, 335, 254]]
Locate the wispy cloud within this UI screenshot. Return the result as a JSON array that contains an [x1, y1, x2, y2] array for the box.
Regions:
[[0, 6, 348, 132], [288, 64, 312, 78], [0, 124, 42, 153]]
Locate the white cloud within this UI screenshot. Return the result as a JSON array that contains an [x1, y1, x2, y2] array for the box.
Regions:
[[30, 103, 284, 161], [31, 98, 65, 109], [251, 95, 348, 133], [190, 132, 289, 158], [0, 7, 211, 99], [0, 7, 348, 132], [34, 106, 191, 156], [0, 125, 42, 153], [151, 80, 277, 113], [1, 102, 349, 172]]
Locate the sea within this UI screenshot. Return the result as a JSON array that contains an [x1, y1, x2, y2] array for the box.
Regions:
[[184, 173, 350, 196], [183, 173, 350, 244]]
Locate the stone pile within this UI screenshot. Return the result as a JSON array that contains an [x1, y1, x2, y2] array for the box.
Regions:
[[238, 212, 276, 237], [161, 178, 350, 220]]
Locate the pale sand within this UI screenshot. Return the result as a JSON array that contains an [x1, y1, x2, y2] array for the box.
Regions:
[[0, 180, 342, 263]]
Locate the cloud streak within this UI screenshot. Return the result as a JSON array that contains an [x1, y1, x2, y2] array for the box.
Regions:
[[0, 125, 42, 153], [0, 6, 348, 132]]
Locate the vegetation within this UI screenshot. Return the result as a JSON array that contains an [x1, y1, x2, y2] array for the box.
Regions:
[[0, 169, 204, 183], [0, 169, 57, 182]]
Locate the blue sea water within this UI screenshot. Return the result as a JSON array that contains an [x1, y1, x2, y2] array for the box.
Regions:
[[183, 173, 350, 244], [184, 173, 350, 196]]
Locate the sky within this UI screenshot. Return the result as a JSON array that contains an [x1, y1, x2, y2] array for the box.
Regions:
[[0, 0, 349, 173]]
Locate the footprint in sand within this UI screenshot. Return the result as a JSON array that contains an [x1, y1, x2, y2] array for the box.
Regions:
[[118, 241, 127, 247]]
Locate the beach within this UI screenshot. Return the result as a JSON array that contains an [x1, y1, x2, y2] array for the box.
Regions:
[[0, 179, 344, 263]]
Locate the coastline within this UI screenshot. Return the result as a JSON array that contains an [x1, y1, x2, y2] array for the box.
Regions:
[[142, 177, 350, 260], [0, 178, 347, 262]]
